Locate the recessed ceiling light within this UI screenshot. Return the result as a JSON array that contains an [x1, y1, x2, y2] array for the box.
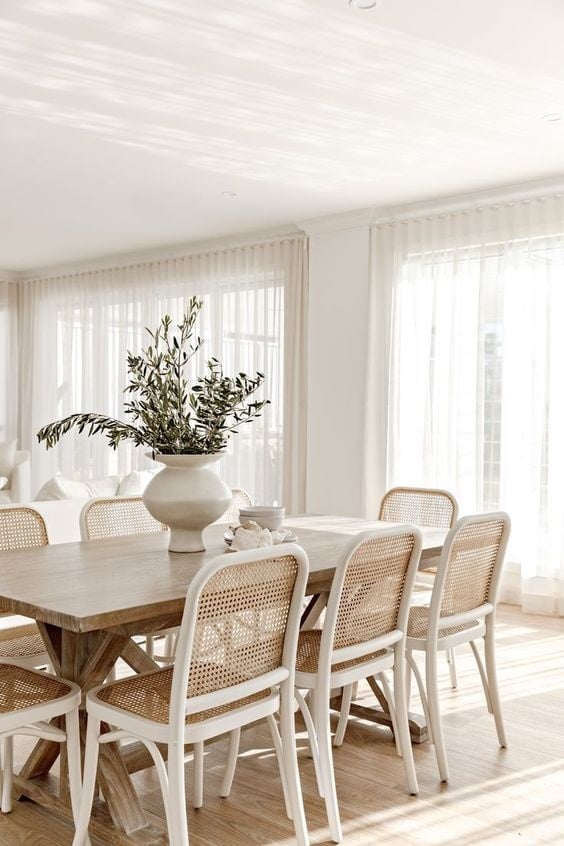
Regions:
[[542, 112, 562, 122], [221, 190, 238, 198], [349, 0, 381, 9]]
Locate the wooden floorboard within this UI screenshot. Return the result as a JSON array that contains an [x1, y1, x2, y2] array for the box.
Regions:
[[4, 603, 564, 844]]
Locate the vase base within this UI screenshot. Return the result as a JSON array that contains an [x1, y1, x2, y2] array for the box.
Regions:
[[168, 529, 206, 553]]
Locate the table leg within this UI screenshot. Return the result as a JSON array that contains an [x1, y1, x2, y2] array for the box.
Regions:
[[300, 592, 328, 629], [330, 677, 429, 744]]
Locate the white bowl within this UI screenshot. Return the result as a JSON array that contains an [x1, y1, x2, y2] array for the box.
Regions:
[[238, 506, 285, 531]]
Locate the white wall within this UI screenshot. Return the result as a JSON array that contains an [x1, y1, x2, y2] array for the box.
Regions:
[[306, 225, 371, 516]]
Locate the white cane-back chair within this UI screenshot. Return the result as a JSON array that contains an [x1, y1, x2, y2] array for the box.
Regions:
[[294, 527, 422, 844], [71, 544, 310, 846], [80, 497, 175, 665], [379, 487, 460, 687], [379, 486, 458, 529], [0, 663, 82, 820], [80, 495, 166, 540], [0, 507, 52, 669], [406, 512, 511, 782]]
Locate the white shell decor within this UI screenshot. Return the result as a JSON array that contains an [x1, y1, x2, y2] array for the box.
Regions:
[[143, 453, 231, 553], [225, 520, 297, 551]]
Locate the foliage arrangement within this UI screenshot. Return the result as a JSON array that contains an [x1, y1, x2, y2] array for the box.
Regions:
[[37, 296, 268, 455]]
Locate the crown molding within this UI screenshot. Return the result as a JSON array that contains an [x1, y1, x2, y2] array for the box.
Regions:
[[20, 223, 305, 281], [299, 174, 564, 235], [372, 174, 564, 224], [298, 207, 374, 236], [0, 270, 25, 282]]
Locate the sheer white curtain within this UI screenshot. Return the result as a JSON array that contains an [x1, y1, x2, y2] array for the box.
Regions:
[[372, 195, 564, 615], [0, 281, 19, 443], [19, 238, 307, 510]]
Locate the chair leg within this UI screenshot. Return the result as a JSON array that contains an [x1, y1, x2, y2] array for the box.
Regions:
[[71, 716, 101, 846], [393, 649, 418, 795], [470, 639, 493, 713], [266, 715, 292, 819], [377, 672, 401, 757], [1, 737, 13, 812], [167, 742, 190, 846], [407, 651, 433, 745], [333, 684, 353, 748], [145, 634, 155, 660], [426, 644, 449, 782], [314, 689, 342, 843], [65, 708, 82, 827], [279, 682, 310, 846], [192, 741, 204, 809], [484, 620, 507, 748], [220, 728, 241, 799], [446, 648, 458, 689], [163, 632, 177, 663], [295, 688, 323, 798]]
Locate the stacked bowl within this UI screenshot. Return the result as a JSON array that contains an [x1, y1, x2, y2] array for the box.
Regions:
[[238, 505, 285, 531]]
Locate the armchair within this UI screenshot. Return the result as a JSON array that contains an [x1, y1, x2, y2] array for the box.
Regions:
[[0, 451, 31, 504]]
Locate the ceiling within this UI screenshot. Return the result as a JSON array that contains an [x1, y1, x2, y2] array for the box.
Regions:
[[2, 0, 564, 271]]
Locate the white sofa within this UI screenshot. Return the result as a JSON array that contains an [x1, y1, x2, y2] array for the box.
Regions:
[[0, 448, 31, 504], [34, 468, 159, 502]]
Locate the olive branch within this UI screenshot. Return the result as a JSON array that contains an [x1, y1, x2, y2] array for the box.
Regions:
[[37, 296, 269, 455]]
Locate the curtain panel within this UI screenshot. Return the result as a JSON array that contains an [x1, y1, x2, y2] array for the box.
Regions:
[[370, 195, 564, 615], [0, 281, 19, 444], [18, 238, 308, 511]]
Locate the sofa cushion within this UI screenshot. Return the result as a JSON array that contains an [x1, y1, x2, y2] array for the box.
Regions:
[[0, 441, 17, 479], [86, 475, 122, 498], [35, 473, 92, 501], [117, 470, 154, 496]]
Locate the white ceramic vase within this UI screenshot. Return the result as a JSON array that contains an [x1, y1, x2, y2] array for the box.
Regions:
[[142, 453, 231, 553]]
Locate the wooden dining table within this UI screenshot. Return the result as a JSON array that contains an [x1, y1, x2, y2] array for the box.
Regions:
[[0, 515, 446, 844]]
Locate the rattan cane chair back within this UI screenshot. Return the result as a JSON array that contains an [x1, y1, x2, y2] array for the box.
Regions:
[[332, 532, 418, 653], [0, 507, 48, 550], [188, 554, 299, 699], [379, 487, 458, 529], [220, 488, 253, 524], [438, 515, 508, 619], [80, 496, 165, 541]]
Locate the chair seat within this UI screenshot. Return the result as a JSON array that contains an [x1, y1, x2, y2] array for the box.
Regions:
[[0, 663, 73, 713], [296, 629, 387, 676], [407, 606, 481, 639], [95, 666, 272, 724], [0, 624, 47, 660]]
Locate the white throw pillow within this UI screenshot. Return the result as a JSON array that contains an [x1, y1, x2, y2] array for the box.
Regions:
[[117, 470, 154, 497], [86, 475, 123, 498], [35, 473, 92, 501], [0, 441, 17, 479], [0, 476, 7, 491]]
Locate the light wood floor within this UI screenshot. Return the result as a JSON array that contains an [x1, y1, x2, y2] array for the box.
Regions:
[[1, 604, 563, 846]]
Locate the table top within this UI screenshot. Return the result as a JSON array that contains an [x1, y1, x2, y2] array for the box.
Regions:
[[0, 515, 446, 634]]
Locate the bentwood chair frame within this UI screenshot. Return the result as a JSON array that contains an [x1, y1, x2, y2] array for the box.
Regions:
[[0, 663, 82, 821], [294, 527, 422, 844], [406, 512, 511, 782], [0, 507, 52, 670], [379, 487, 460, 687], [71, 544, 310, 846]]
